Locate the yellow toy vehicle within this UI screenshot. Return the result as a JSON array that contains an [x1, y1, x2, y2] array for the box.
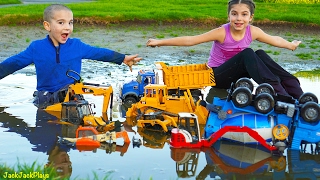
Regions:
[[126, 62, 215, 131], [45, 70, 115, 132]]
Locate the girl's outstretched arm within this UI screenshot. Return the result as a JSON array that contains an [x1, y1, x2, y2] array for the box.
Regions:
[[251, 26, 301, 51], [146, 26, 225, 47]]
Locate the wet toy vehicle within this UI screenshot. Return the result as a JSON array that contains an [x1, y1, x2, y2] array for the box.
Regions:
[[45, 70, 116, 132], [170, 77, 320, 151], [125, 62, 215, 132], [120, 62, 215, 107], [203, 77, 320, 150], [60, 126, 130, 153]]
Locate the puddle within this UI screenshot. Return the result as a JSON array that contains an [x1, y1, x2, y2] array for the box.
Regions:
[[1, 60, 320, 179]]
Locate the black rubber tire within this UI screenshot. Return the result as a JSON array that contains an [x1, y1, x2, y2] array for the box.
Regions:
[[232, 87, 252, 108], [298, 92, 318, 104], [254, 93, 275, 114], [124, 96, 137, 107], [255, 83, 275, 96], [235, 77, 254, 92], [300, 101, 320, 122]]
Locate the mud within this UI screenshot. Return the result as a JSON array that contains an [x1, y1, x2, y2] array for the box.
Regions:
[[0, 24, 319, 75]]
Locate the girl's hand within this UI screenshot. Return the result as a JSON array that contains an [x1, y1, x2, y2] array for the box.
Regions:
[[291, 40, 301, 51], [123, 54, 142, 72], [146, 39, 160, 47]]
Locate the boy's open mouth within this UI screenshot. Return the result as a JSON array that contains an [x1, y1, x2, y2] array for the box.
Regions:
[[61, 33, 69, 39]]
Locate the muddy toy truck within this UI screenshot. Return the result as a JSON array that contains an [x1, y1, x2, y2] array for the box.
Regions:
[[124, 62, 216, 131], [170, 77, 320, 151], [120, 62, 215, 106]]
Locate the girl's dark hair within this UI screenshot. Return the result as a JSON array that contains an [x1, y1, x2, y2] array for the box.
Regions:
[[228, 0, 256, 15]]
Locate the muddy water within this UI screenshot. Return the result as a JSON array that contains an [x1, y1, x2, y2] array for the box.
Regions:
[[0, 27, 320, 179], [1, 59, 320, 179]]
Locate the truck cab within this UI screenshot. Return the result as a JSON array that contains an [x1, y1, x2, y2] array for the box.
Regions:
[[120, 70, 156, 106]]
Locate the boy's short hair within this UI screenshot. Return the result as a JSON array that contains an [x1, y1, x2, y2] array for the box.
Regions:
[[43, 4, 72, 22]]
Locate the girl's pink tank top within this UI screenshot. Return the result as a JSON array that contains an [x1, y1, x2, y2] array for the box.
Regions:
[[207, 23, 252, 67]]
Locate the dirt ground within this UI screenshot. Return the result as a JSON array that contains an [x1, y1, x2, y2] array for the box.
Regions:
[[0, 22, 319, 73]]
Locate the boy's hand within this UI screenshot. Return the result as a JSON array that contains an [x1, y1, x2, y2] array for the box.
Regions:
[[124, 54, 142, 72]]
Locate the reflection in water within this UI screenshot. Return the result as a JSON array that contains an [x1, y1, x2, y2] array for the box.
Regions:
[[170, 140, 320, 180], [0, 107, 73, 178], [1, 69, 320, 179], [137, 127, 170, 149]]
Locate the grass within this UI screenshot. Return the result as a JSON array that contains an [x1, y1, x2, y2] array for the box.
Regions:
[[0, 0, 319, 27], [0, 0, 20, 5], [0, 160, 120, 180], [295, 53, 314, 60]]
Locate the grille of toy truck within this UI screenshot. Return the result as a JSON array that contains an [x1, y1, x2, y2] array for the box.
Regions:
[[157, 62, 216, 89]]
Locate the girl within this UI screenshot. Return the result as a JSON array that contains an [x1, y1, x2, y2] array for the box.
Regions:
[[146, 0, 303, 99]]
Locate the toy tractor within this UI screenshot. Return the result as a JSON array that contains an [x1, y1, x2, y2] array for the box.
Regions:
[[125, 62, 215, 132]]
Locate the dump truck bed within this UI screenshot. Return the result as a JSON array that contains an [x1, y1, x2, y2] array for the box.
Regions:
[[155, 62, 216, 89]]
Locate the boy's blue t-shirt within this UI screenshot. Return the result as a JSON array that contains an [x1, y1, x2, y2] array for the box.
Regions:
[[0, 35, 125, 92]]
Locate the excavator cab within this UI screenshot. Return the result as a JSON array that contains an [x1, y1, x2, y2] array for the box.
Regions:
[[61, 100, 94, 124]]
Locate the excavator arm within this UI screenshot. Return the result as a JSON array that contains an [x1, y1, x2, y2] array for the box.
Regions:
[[67, 82, 114, 120]]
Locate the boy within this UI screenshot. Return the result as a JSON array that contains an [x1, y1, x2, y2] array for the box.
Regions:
[[0, 4, 142, 108]]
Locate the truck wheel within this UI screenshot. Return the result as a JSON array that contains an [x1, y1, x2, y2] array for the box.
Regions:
[[254, 93, 274, 114], [235, 77, 254, 92], [300, 101, 320, 122], [298, 92, 318, 104], [255, 83, 275, 96], [232, 87, 252, 108], [124, 96, 137, 107]]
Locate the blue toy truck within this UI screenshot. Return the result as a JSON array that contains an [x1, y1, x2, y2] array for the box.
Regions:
[[119, 70, 156, 105], [203, 77, 320, 151]]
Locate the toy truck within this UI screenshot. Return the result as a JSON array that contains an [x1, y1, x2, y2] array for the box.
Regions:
[[120, 70, 156, 105], [120, 62, 215, 106], [172, 77, 320, 151], [125, 62, 216, 131]]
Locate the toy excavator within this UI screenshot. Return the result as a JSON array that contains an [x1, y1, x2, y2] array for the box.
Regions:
[[45, 70, 116, 132]]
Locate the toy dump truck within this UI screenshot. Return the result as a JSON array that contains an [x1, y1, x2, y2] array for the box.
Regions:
[[125, 62, 216, 131], [120, 62, 215, 106]]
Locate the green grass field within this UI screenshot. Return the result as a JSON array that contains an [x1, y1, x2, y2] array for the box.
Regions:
[[0, 0, 319, 27]]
